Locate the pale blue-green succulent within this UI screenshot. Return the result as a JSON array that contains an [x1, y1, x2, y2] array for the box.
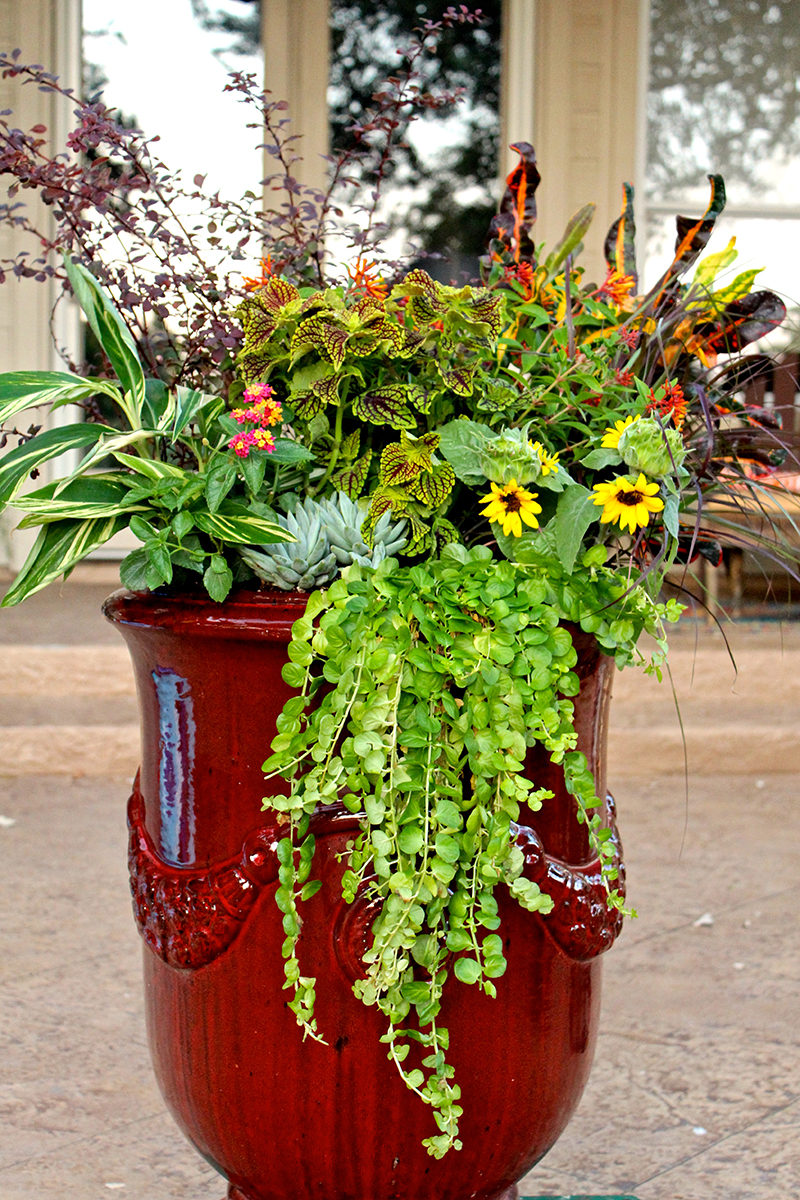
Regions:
[[239, 492, 407, 590]]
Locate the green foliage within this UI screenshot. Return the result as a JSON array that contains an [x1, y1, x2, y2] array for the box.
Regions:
[[262, 549, 677, 1156]]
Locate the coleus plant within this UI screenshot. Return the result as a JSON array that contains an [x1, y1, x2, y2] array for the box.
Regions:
[[0, 6, 796, 1160]]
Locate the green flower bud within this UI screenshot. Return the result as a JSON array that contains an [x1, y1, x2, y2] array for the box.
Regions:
[[479, 427, 541, 485], [617, 417, 685, 478]]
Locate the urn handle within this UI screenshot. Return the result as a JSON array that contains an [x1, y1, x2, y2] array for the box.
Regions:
[[513, 792, 626, 961], [127, 778, 281, 969]]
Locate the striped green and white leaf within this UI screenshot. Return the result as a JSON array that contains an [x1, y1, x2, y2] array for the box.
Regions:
[[54, 427, 157, 490], [193, 501, 295, 545], [1, 515, 127, 607], [112, 451, 188, 481], [172, 385, 219, 438], [0, 422, 119, 507], [63, 256, 146, 429], [14, 475, 148, 527], [0, 370, 123, 428]]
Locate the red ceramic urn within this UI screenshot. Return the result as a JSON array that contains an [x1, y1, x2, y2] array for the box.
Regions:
[[104, 586, 624, 1200]]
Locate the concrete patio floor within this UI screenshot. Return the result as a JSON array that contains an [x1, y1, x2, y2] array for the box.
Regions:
[[0, 570, 798, 1199]]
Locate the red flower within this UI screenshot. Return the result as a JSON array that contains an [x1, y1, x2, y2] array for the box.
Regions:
[[614, 369, 634, 387], [646, 381, 687, 429], [504, 260, 535, 299], [618, 328, 639, 349]]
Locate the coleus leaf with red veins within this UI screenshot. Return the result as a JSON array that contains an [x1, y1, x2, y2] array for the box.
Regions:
[[410, 462, 455, 508], [352, 386, 416, 429], [331, 449, 372, 499]]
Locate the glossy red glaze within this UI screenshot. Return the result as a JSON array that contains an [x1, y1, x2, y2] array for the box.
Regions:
[[104, 587, 622, 1200]]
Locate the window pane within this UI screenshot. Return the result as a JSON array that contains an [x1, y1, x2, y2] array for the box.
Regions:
[[328, 2, 502, 277], [83, 0, 263, 198], [645, 0, 800, 304]]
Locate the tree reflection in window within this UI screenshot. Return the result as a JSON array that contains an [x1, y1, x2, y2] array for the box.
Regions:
[[648, 0, 800, 201]]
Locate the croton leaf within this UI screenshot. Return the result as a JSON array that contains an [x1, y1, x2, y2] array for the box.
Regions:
[[410, 462, 455, 508], [544, 202, 596, 279], [713, 269, 764, 306], [331, 449, 372, 499], [352, 386, 416, 429], [603, 182, 637, 288], [651, 175, 727, 307], [484, 141, 540, 265], [438, 363, 476, 397], [709, 290, 787, 352]]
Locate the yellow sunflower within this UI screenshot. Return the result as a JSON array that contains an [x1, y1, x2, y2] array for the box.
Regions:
[[532, 441, 560, 476], [601, 413, 639, 449], [480, 478, 542, 538], [592, 473, 664, 533]]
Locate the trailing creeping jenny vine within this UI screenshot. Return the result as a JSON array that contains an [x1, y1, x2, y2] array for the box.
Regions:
[[263, 544, 679, 1157]]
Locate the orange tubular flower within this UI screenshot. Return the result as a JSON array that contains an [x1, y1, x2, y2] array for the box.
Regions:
[[599, 269, 636, 310], [646, 382, 688, 429], [243, 256, 277, 292], [347, 259, 388, 301]]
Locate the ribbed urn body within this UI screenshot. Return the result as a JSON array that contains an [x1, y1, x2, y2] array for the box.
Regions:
[[104, 587, 622, 1200]]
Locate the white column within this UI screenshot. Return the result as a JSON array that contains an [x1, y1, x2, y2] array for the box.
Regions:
[[501, 0, 649, 284], [0, 0, 83, 569], [261, 0, 330, 196]]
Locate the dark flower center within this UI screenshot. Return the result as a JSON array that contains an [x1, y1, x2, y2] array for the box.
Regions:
[[618, 489, 644, 506], [503, 493, 522, 512]]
